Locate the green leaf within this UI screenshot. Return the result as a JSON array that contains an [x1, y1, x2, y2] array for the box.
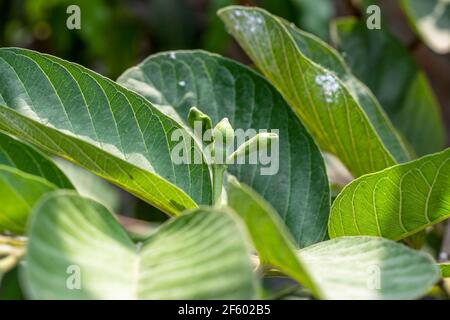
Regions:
[[0, 131, 71, 234], [299, 237, 439, 299], [400, 0, 450, 54], [0, 131, 72, 188], [227, 178, 439, 299], [219, 6, 412, 177], [0, 47, 212, 215], [118, 50, 329, 248], [331, 17, 445, 156], [23, 191, 258, 299], [440, 263, 450, 277], [0, 165, 57, 234], [226, 176, 321, 296], [329, 148, 450, 240], [54, 158, 120, 212]]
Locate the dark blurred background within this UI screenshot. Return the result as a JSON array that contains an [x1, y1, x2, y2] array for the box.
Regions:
[[0, 0, 448, 145]]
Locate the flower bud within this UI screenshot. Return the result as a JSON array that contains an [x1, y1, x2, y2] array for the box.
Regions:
[[228, 132, 278, 163], [187, 107, 212, 140], [212, 118, 234, 164]]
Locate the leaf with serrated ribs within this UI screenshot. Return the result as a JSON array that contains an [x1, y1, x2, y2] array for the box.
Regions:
[[219, 6, 411, 177], [331, 17, 445, 157], [329, 149, 450, 240], [0, 48, 212, 215]]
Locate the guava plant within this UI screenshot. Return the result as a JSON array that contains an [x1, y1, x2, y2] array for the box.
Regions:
[[0, 6, 449, 300]]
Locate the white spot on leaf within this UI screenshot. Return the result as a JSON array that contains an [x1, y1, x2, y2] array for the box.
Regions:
[[178, 80, 186, 87], [315, 73, 340, 103], [235, 10, 263, 34]]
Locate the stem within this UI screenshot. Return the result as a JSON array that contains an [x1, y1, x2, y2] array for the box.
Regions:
[[0, 235, 26, 248], [212, 164, 227, 206], [438, 280, 450, 299], [0, 238, 25, 274], [0, 254, 20, 273], [252, 255, 286, 277]]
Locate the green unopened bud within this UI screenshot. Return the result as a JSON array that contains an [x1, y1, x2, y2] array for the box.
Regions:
[[187, 107, 212, 140], [228, 132, 278, 163], [213, 118, 234, 143], [212, 118, 234, 164]]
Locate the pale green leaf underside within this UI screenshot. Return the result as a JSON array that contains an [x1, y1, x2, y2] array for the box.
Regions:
[[23, 192, 258, 299], [332, 17, 445, 156], [401, 0, 450, 54], [329, 148, 450, 240], [0, 48, 211, 215], [219, 6, 411, 177], [227, 178, 438, 299], [118, 50, 329, 248], [0, 165, 57, 234], [0, 131, 72, 189], [299, 237, 439, 300]]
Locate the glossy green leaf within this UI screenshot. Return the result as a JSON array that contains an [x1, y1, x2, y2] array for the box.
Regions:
[[23, 192, 258, 299], [219, 6, 411, 177], [118, 50, 329, 248], [0, 165, 57, 234], [400, 0, 450, 54], [0, 131, 72, 188], [227, 178, 439, 299], [0, 47, 212, 215], [329, 148, 450, 240], [331, 17, 445, 156]]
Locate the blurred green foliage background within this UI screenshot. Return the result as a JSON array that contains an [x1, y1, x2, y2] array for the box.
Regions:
[[0, 0, 332, 79]]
